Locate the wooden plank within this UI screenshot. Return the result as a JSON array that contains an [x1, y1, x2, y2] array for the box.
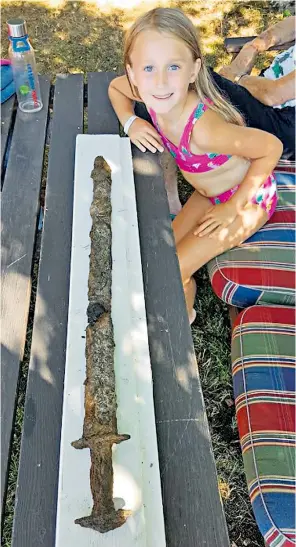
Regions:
[[132, 145, 230, 546], [87, 72, 229, 545], [224, 36, 294, 53], [1, 95, 15, 174], [0, 76, 50, 519], [11, 74, 84, 547], [55, 135, 166, 547], [87, 72, 118, 134]]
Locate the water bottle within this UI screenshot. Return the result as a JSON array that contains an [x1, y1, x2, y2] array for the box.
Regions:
[[7, 18, 43, 113]]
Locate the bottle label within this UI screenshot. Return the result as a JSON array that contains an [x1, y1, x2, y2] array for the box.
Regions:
[[10, 35, 30, 53], [27, 63, 38, 105], [17, 63, 38, 107]]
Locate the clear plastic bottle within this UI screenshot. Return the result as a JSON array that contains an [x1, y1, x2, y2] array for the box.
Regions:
[[7, 18, 43, 113]]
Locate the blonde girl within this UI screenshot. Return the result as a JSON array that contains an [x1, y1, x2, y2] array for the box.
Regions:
[[108, 7, 283, 324]]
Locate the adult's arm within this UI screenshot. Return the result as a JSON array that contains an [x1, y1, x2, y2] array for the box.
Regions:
[[238, 70, 296, 106]]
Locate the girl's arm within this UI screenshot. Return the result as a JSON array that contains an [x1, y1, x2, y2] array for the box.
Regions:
[[108, 75, 164, 153], [193, 109, 283, 213], [108, 75, 141, 127]]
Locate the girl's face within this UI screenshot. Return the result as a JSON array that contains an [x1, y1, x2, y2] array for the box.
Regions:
[[127, 30, 200, 114]]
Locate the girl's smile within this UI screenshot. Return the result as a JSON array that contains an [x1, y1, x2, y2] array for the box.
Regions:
[[153, 93, 174, 100]]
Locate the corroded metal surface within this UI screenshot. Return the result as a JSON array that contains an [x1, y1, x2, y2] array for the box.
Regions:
[[72, 157, 130, 533]]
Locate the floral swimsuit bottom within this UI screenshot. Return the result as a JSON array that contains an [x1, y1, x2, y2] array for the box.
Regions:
[[208, 174, 277, 219], [149, 99, 277, 220]]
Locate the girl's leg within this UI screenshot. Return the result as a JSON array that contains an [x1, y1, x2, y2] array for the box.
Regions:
[[160, 149, 182, 215], [171, 190, 212, 323], [176, 204, 269, 320], [172, 190, 212, 246]]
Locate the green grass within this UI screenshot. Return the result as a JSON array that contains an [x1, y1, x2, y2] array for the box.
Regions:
[[1, 2, 286, 546]]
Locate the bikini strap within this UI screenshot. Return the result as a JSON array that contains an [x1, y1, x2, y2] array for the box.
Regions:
[[181, 99, 212, 150], [149, 98, 213, 150]]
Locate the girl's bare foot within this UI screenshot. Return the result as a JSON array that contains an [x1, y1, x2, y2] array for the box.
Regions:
[[189, 308, 196, 325]]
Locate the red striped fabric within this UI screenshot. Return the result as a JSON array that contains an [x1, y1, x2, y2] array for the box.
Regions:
[[231, 305, 295, 547], [208, 171, 295, 308]]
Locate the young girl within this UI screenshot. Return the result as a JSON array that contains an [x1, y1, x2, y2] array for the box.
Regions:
[[108, 7, 283, 324]]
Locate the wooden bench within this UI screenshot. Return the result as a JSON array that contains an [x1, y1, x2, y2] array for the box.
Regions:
[[224, 36, 294, 60], [1, 73, 230, 547]]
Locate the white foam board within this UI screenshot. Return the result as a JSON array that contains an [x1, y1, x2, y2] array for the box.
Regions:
[[55, 135, 166, 547]]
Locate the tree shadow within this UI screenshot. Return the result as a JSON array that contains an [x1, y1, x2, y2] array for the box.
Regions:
[[1, 0, 282, 76]]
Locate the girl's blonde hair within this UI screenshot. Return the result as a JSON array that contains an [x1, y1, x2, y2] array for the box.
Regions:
[[124, 7, 244, 126]]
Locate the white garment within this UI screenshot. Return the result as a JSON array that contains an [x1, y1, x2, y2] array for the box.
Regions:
[[262, 44, 296, 108]]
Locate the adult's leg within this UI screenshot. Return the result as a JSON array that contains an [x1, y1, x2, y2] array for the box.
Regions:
[[176, 204, 268, 319], [209, 68, 295, 160]]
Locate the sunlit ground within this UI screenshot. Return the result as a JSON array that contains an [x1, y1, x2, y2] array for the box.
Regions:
[[1, 2, 285, 547], [2, 0, 279, 75]]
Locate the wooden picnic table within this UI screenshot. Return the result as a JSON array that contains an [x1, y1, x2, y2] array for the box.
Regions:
[[1, 73, 230, 547]]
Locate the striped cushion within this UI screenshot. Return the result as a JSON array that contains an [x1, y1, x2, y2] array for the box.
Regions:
[[232, 305, 296, 547], [276, 160, 296, 174], [208, 171, 295, 307]]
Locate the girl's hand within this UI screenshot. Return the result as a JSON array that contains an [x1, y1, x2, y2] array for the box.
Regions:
[[194, 202, 237, 237], [128, 118, 164, 154]]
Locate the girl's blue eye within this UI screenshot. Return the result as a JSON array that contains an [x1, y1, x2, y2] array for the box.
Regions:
[[143, 65, 180, 72]]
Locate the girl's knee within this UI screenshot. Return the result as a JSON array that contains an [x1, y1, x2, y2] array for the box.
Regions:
[[177, 254, 192, 284], [181, 273, 196, 291]]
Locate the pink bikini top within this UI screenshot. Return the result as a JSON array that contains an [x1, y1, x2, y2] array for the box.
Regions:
[[149, 99, 231, 173]]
